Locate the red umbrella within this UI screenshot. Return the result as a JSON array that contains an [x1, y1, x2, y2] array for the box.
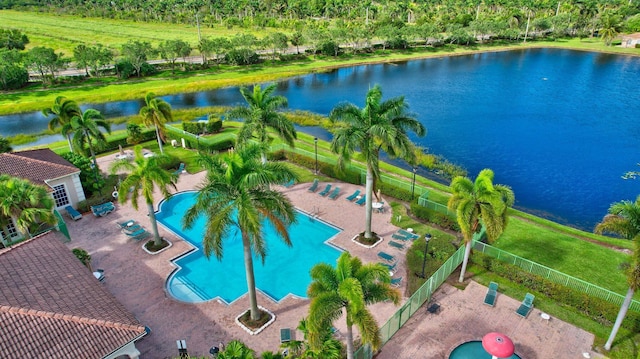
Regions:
[[482, 332, 515, 359]]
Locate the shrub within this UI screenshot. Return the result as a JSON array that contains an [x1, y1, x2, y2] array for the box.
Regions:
[[72, 248, 91, 268], [126, 123, 144, 144], [115, 59, 135, 79], [224, 49, 260, 65], [62, 152, 105, 194], [410, 202, 460, 231], [319, 41, 340, 56]]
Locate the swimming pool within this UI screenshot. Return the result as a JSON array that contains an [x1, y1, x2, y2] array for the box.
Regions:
[[158, 191, 343, 304], [449, 341, 522, 359]]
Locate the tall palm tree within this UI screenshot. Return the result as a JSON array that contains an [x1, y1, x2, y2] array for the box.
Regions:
[[70, 108, 111, 177], [595, 196, 640, 351], [0, 174, 56, 244], [307, 252, 401, 359], [110, 146, 177, 247], [227, 84, 296, 164], [448, 168, 515, 282], [43, 96, 81, 152], [330, 84, 425, 239], [140, 92, 173, 154], [183, 143, 297, 321]]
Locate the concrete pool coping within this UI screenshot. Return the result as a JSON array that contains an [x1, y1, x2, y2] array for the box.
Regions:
[[63, 154, 602, 357]]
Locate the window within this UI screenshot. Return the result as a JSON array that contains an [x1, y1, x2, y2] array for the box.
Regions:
[[2, 221, 17, 240], [52, 184, 70, 208]]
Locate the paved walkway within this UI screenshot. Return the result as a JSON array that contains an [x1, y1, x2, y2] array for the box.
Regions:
[[62, 153, 600, 358]]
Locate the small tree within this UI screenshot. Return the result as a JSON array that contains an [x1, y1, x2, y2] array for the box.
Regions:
[[158, 39, 192, 73], [0, 136, 12, 153], [121, 40, 155, 77]]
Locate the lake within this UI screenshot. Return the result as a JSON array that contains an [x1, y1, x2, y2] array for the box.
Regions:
[[2, 48, 639, 230]]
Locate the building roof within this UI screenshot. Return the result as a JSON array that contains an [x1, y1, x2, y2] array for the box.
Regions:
[[0, 149, 79, 188], [0, 232, 146, 359], [622, 32, 640, 40]]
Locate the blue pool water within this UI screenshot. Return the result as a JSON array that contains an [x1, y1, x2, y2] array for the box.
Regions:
[[449, 341, 522, 359], [157, 191, 342, 303]]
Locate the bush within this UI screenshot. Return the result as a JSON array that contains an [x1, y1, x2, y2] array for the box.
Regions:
[[319, 41, 340, 56], [115, 59, 135, 79], [62, 152, 105, 194], [224, 49, 260, 65], [410, 202, 460, 231], [472, 253, 640, 332], [72, 248, 91, 268]]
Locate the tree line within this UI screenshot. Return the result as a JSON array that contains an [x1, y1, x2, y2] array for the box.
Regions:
[[1, 1, 638, 90]]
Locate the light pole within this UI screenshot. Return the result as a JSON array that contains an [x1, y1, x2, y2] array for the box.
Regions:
[[416, 233, 431, 278], [314, 137, 318, 174], [411, 166, 417, 200]]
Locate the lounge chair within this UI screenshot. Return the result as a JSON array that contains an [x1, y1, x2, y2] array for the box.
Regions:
[[328, 187, 340, 200], [484, 282, 499, 307], [283, 179, 295, 188], [392, 233, 413, 241], [380, 261, 397, 272], [122, 224, 143, 234], [308, 179, 319, 192], [391, 277, 403, 287], [345, 189, 361, 201], [91, 202, 115, 217], [397, 229, 419, 239], [388, 240, 405, 250], [376, 201, 385, 213], [125, 228, 150, 241], [280, 328, 291, 343], [173, 163, 185, 175], [355, 195, 366, 206], [378, 251, 395, 262], [65, 206, 82, 221], [516, 293, 535, 318], [117, 219, 137, 229], [318, 184, 332, 196]]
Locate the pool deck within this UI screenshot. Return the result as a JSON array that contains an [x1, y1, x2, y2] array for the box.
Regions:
[[63, 154, 602, 358]]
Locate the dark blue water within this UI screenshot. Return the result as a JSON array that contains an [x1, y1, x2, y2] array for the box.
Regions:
[[3, 48, 639, 230]]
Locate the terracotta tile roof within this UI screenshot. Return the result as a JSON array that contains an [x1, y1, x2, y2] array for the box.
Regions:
[[0, 149, 79, 187], [0, 232, 146, 359], [622, 32, 640, 40]]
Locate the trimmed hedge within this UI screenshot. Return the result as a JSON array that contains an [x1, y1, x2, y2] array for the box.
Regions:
[[93, 129, 157, 155], [182, 119, 223, 135], [472, 252, 640, 332], [410, 202, 460, 231]]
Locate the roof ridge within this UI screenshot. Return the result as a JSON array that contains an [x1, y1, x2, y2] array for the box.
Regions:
[[6, 151, 77, 173], [0, 305, 146, 333]]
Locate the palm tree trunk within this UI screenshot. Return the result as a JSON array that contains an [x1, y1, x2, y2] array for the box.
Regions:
[[243, 236, 260, 321], [66, 133, 73, 152], [87, 132, 100, 183], [345, 323, 355, 359], [364, 166, 374, 239], [147, 202, 162, 246], [604, 287, 634, 350], [524, 11, 531, 43], [155, 125, 164, 154], [458, 240, 473, 282]]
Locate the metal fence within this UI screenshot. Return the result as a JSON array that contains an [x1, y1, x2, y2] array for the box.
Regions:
[[418, 197, 456, 217], [473, 241, 640, 312], [353, 245, 466, 359]]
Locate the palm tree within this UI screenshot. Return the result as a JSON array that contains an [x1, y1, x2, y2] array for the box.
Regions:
[[70, 108, 111, 178], [0, 174, 56, 245], [595, 196, 640, 351], [183, 143, 297, 321], [307, 252, 401, 359], [330, 84, 425, 240], [281, 318, 342, 359], [227, 84, 296, 164], [140, 92, 173, 154], [217, 340, 256, 359], [110, 146, 177, 246], [43, 96, 81, 152], [448, 168, 515, 282]]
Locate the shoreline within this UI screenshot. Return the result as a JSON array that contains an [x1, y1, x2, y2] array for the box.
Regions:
[[1, 40, 638, 116]]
